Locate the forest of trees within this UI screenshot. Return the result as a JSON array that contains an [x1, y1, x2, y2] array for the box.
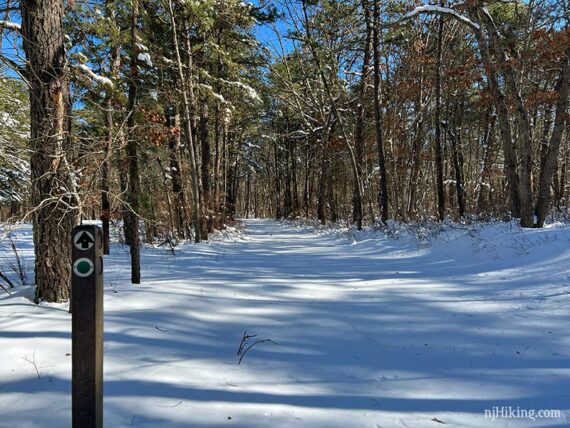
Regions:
[[0, 0, 568, 302]]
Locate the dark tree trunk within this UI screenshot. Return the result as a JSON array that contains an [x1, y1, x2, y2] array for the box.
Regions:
[[166, 2, 202, 241], [213, 105, 222, 226], [468, 5, 521, 219], [119, 137, 130, 245], [166, 105, 188, 239], [353, 0, 371, 227], [100, 0, 121, 255], [473, 3, 532, 225], [539, 105, 554, 177], [126, 0, 141, 284], [327, 161, 337, 223], [447, 100, 466, 218], [291, 139, 299, 214], [476, 106, 496, 213], [245, 171, 251, 218], [213, 28, 224, 228], [317, 154, 327, 225], [21, 0, 75, 303], [407, 98, 424, 219], [535, 45, 570, 227], [224, 132, 238, 219], [373, 0, 389, 223], [303, 139, 310, 217], [273, 139, 281, 218], [284, 138, 293, 218], [199, 99, 211, 237], [434, 14, 446, 221], [101, 101, 112, 256], [301, 0, 363, 228]]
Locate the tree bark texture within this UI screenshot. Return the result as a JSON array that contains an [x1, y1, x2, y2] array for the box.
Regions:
[[21, 0, 75, 302]]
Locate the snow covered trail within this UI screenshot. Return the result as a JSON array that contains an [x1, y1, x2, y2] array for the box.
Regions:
[[1, 219, 570, 427]]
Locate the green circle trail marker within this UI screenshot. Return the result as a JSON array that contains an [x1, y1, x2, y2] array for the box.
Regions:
[[71, 225, 104, 428], [73, 258, 94, 277]]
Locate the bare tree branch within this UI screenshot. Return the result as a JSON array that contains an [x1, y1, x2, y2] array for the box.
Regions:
[[0, 20, 20, 32], [401, 5, 481, 33]]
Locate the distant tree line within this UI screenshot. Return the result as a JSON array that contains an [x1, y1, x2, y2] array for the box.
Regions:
[[0, 0, 568, 302]]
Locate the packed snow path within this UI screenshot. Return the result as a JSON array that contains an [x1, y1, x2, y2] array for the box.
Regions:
[[1, 219, 570, 427]]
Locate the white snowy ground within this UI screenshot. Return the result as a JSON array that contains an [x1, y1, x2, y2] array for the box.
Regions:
[[1, 219, 570, 427]]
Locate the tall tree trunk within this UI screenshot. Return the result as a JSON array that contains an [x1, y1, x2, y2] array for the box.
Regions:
[[213, 105, 222, 226], [447, 100, 466, 218], [327, 160, 337, 223], [228, 139, 239, 219], [101, 97, 112, 255], [317, 153, 327, 225], [353, 0, 371, 228], [301, 0, 364, 228], [373, 0, 389, 223], [539, 105, 554, 176], [273, 138, 281, 218], [475, 3, 532, 225], [126, 0, 141, 284], [476, 106, 496, 213], [245, 171, 251, 218], [284, 138, 293, 218], [303, 139, 310, 217], [199, 98, 211, 237], [166, 104, 188, 239], [407, 94, 424, 218], [467, 5, 521, 218], [167, 0, 202, 242], [291, 139, 299, 214], [535, 45, 570, 227], [434, 14, 446, 221], [21, 0, 75, 303], [213, 28, 223, 228], [101, 0, 121, 255]]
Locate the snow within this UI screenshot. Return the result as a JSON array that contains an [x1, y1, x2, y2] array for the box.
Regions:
[[404, 5, 481, 32], [221, 79, 262, 103], [137, 52, 153, 68], [1, 219, 570, 427], [0, 111, 18, 129], [76, 52, 89, 63], [0, 21, 21, 32], [77, 64, 113, 88], [199, 84, 227, 104], [136, 42, 149, 52]]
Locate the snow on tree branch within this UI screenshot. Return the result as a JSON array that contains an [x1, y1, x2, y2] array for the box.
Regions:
[[199, 83, 227, 104], [0, 20, 21, 32], [77, 64, 113, 88], [403, 5, 480, 32], [220, 78, 262, 103]]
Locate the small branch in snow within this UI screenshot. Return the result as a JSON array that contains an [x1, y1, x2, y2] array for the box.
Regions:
[[22, 352, 42, 379], [238, 339, 276, 365], [236, 330, 277, 364], [236, 330, 257, 355], [402, 5, 480, 33]]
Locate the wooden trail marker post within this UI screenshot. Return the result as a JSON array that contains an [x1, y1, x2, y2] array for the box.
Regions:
[[72, 225, 104, 428]]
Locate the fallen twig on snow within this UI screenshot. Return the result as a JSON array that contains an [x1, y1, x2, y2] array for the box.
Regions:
[[236, 330, 277, 364]]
